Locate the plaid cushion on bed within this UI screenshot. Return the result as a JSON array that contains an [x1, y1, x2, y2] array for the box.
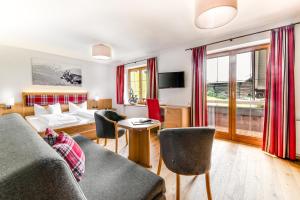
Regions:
[[52, 133, 85, 181], [25, 94, 87, 106], [43, 128, 58, 146]]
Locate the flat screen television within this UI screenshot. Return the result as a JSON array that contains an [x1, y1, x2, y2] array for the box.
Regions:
[[158, 71, 184, 89]]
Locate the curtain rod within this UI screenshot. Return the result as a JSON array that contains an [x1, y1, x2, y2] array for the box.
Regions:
[[185, 21, 300, 51], [124, 58, 148, 66]]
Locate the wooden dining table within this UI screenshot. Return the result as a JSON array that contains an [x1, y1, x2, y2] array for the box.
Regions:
[[117, 118, 161, 168]]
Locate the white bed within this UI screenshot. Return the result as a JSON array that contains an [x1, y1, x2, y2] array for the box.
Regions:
[[25, 110, 101, 139]]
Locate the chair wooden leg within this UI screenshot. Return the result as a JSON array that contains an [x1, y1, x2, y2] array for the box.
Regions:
[[205, 172, 212, 200], [104, 138, 107, 146], [125, 130, 129, 145], [176, 174, 180, 200], [157, 154, 162, 175], [96, 138, 99, 144]]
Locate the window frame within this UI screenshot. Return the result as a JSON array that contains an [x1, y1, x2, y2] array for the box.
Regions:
[[128, 66, 147, 104]]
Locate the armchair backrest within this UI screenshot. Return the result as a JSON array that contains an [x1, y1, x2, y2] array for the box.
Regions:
[[159, 127, 215, 175], [94, 112, 116, 139]]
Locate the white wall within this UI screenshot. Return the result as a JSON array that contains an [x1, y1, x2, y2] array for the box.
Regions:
[[0, 45, 115, 103], [157, 47, 192, 106]]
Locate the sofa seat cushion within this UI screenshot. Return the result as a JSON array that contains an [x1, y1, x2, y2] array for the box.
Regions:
[[73, 135, 165, 200]]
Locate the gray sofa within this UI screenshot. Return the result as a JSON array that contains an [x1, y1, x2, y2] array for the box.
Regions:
[[0, 114, 165, 200]]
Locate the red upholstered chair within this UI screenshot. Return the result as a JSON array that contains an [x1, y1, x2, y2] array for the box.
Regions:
[[146, 99, 164, 123]]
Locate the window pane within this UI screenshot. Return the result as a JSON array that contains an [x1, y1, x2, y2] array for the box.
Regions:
[[217, 56, 229, 82], [207, 56, 230, 133], [207, 58, 218, 83], [236, 52, 252, 82], [128, 67, 147, 101], [235, 50, 266, 138], [142, 69, 147, 81], [142, 80, 147, 98]]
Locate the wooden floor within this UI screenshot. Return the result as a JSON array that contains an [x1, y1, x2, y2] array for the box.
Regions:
[[96, 133, 300, 200]]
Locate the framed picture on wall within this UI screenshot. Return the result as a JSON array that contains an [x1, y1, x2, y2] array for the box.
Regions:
[[31, 58, 82, 86]]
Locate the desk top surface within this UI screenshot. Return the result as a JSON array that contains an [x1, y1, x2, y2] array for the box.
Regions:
[[117, 118, 161, 130]]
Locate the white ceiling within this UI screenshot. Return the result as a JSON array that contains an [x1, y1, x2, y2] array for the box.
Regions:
[[0, 0, 299, 65]]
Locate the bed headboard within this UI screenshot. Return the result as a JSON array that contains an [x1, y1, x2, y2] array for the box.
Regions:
[[22, 91, 89, 116], [22, 91, 88, 107]]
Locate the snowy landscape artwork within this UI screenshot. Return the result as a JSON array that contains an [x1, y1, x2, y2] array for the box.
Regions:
[[31, 58, 82, 86]]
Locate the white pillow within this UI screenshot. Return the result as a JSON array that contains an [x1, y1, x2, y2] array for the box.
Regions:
[[48, 103, 62, 114], [34, 104, 49, 116], [80, 101, 87, 110], [69, 101, 87, 113]]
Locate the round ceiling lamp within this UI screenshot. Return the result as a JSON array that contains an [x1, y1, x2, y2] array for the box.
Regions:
[[195, 0, 238, 29], [92, 44, 111, 60]]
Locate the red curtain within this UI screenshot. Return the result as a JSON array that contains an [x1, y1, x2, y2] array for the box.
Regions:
[[191, 46, 208, 127], [116, 65, 125, 104], [263, 25, 296, 160], [147, 57, 158, 99]]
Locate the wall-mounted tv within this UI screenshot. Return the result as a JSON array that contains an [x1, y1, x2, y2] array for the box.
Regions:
[[158, 71, 185, 89]]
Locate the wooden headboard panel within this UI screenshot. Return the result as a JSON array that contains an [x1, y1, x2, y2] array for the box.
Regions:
[[22, 91, 88, 107], [22, 91, 90, 116]]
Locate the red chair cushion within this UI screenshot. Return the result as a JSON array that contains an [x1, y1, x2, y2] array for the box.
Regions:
[[146, 99, 163, 122]]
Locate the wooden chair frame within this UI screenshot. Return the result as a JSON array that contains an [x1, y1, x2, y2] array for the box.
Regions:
[[157, 155, 212, 200]]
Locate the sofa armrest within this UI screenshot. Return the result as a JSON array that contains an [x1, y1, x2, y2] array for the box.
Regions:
[[0, 158, 87, 200]]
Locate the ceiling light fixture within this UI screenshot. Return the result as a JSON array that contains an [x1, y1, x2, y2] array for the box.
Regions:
[[92, 44, 112, 60], [195, 0, 238, 29]]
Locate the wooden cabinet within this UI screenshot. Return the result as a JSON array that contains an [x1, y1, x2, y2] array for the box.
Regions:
[[163, 106, 190, 128]]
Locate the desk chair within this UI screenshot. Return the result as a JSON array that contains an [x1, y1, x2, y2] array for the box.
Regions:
[[157, 127, 215, 200], [146, 99, 164, 123]]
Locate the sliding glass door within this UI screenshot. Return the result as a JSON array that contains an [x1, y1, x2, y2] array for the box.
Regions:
[[207, 45, 268, 145], [207, 56, 230, 138]]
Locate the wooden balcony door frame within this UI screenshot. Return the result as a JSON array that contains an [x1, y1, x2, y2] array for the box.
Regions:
[[207, 44, 269, 146]]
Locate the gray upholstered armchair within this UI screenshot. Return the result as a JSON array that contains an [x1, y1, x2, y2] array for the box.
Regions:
[[94, 111, 128, 154], [157, 127, 215, 200]]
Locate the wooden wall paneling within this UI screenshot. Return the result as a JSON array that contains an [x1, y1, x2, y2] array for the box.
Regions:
[[0, 103, 24, 116], [98, 99, 112, 109]]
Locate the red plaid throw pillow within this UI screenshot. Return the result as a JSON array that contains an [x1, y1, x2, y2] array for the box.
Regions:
[[52, 133, 85, 181], [43, 128, 58, 146]]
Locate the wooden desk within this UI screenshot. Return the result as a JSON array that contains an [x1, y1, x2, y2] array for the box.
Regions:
[[117, 118, 161, 168]]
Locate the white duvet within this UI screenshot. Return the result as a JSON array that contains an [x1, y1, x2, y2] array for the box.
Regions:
[[38, 113, 79, 127], [75, 109, 97, 119]]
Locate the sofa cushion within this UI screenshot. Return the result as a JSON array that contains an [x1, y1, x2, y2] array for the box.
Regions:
[[73, 135, 166, 200], [53, 133, 85, 181]]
